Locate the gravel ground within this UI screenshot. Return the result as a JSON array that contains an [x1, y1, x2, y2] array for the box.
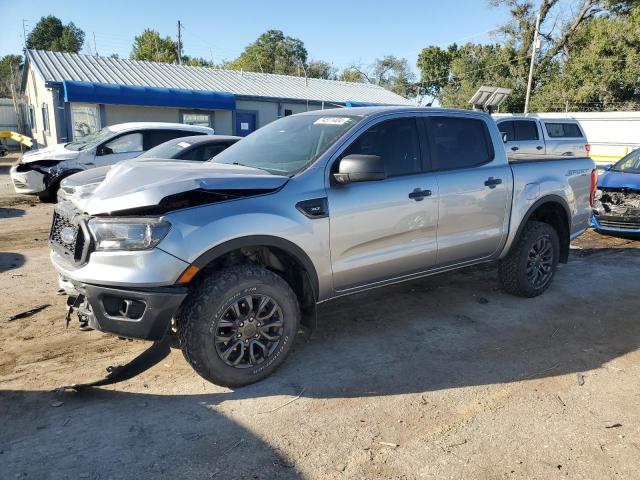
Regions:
[[1, 152, 639, 479]]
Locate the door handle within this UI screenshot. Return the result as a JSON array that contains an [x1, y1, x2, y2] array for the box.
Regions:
[[408, 188, 432, 201], [536, 145, 543, 150], [484, 177, 503, 189], [511, 146, 519, 151]]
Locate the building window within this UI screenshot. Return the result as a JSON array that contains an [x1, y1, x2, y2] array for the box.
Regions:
[[28, 104, 36, 131], [284, 109, 293, 116], [182, 113, 212, 128], [41, 103, 50, 133]]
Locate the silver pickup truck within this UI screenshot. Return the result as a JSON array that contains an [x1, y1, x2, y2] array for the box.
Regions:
[[50, 107, 597, 387]]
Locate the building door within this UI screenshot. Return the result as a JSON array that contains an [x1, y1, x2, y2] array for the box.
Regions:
[[70, 103, 101, 140], [235, 112, 257, 137]]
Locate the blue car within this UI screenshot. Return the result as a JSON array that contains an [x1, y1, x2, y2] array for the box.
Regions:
[[592, 148, 640, 234]]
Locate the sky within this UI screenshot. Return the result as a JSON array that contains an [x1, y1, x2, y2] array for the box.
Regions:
[[0, 0, 510, 74]]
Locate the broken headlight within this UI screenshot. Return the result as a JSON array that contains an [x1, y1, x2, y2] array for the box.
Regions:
[[88, 217, 171, 251], [593, 189, 603, 201]]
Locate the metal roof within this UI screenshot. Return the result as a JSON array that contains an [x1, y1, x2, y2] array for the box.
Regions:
[[26, 50, 414, 106]]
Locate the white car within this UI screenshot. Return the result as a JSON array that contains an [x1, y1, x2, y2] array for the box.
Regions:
[[10, 122, 214, 200]]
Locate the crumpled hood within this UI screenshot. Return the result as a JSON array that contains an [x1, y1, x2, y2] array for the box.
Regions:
[[598, 170, 640, 191], [73, 158, 289, 215], [21, 143, 80, 163]]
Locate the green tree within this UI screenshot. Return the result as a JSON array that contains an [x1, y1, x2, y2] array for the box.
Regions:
[[344, 56, 417, 97], [417, 45, 457, 100], [306, 60, 336, 80], [0, 54, 23, 98], [338, 68, 366, 83], [26, 15, 84, 52], [131, 29, 179, 63], [228, 30, 307, 75], [530, 6, 640, 111], [417, 0, 640, 112]]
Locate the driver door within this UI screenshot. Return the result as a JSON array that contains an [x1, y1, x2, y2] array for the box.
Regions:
[[327, 117, 439, 292]]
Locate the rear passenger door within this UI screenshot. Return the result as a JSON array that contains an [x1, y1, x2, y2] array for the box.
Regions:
[[328, 117, 439, 291], [425, 115, 510, 266]]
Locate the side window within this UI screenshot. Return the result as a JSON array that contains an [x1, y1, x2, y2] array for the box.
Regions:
[[144, 130, 204, 150], [205, 144, 229, 159], [28, 104, 36, 131], [343, 118, 421, 177], [514, 120, 538, 141], [497, 121, 514, 141], [427, 117, 494, 171], [545, 122, 584, 138], [180, 143, 229, 161], [104, 132, 143, 154]]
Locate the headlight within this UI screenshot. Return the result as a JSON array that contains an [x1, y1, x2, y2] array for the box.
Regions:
[[88, 217, 171, 251]]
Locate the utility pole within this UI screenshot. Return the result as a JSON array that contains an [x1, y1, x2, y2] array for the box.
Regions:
[[177, 20, 183, 65], [524, 10, 541, 114], [93, 32, 99, 56], [22, 19, 29, 49]]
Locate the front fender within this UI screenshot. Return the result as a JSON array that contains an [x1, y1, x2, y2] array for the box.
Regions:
[[157, 193, 332, 300]]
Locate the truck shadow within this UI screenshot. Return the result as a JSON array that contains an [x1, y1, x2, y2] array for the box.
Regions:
[[0, 252, 25, 273], [0, 388, 301, 480], [1, 248, 638, 478], [0, 207, 25, 219]]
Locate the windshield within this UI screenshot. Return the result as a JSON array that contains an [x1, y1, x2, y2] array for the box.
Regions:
[[611, 149, 640, 173], [212, 114, 361, 175], [138, 138, 196, 159], [65, 127, 114, 151]]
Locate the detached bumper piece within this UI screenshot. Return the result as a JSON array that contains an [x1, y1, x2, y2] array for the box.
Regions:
[[593, 189, 640, 233], [72, 283, 188, 341]]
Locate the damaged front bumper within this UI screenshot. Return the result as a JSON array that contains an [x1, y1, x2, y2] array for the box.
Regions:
[[61, 277, 188, 340], [10, 164, 46, 194], [592, 188, 640, 233]]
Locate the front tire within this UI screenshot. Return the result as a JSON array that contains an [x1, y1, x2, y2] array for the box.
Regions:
[[498, 221, 560, 297], [177, 264, 300, 387]]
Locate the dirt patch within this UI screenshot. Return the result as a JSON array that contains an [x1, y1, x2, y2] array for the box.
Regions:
[[1, 166, 640, 479]]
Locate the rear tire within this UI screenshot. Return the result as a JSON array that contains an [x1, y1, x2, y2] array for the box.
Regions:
[[498, 221, 560, 297], [176, 264, 300, 387]]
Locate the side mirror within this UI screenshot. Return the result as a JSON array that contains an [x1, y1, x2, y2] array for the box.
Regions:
[[501, 132, 508, 143], [333, 154, 386, 184], [97, 145, 113, 156], [604, 164, 613, 171]]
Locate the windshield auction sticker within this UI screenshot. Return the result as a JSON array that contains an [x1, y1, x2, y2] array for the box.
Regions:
[[314, 117, 353, 125]]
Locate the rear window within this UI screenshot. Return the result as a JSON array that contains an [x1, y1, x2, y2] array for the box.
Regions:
[[545, 122, 583, 138], [427, 117, 494, 171]]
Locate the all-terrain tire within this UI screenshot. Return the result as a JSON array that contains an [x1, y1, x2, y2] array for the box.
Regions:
[[176, 264, 300, 387], [37, 185, 57, 203], [498, 221, 560, 298]]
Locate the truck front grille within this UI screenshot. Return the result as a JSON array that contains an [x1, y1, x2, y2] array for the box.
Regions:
[[49, 204, 89, 264]]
